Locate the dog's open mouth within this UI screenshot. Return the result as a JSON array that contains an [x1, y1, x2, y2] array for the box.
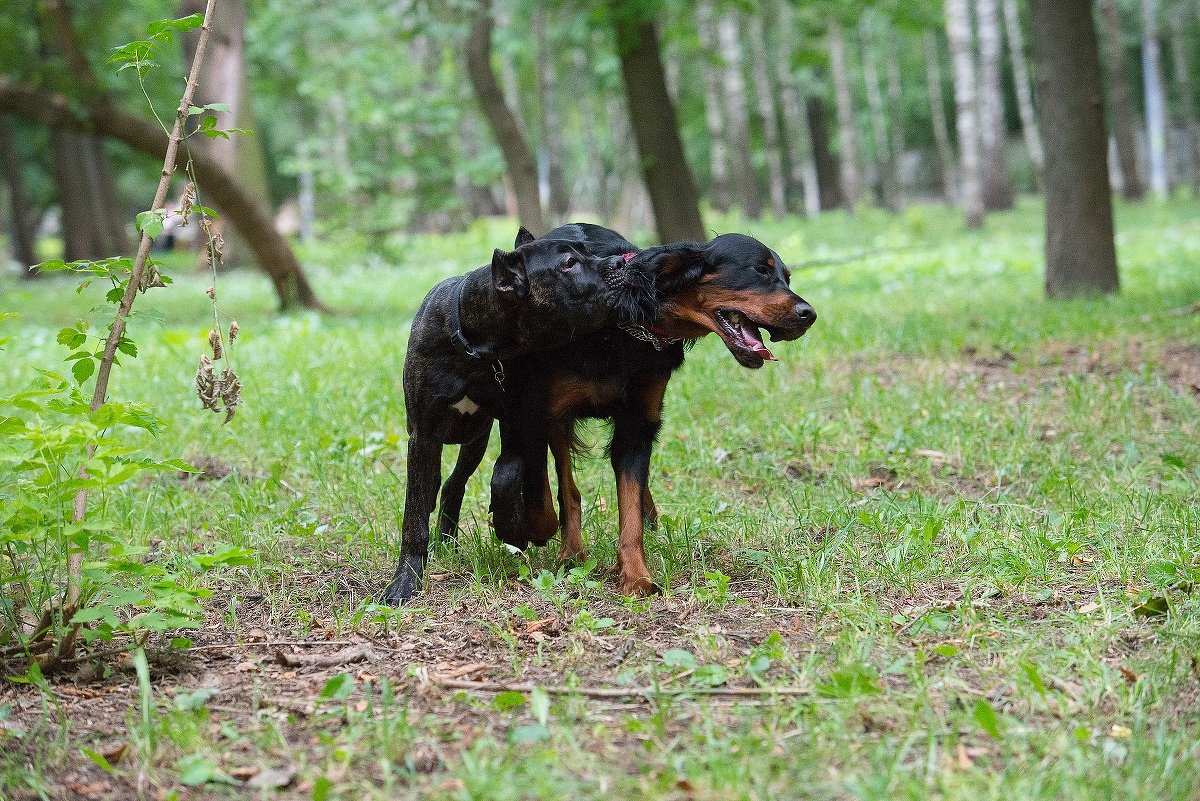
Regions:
[[714, 307, 776, 368]]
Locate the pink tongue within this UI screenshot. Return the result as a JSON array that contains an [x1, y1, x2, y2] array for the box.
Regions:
[[739, 324, 776, 360]]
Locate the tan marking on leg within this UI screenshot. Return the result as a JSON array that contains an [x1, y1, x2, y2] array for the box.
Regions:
[[616, 473, 654, 596], [551, 428, 585, 562]]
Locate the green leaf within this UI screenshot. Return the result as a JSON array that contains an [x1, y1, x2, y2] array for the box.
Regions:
[[492, 691, 526, 712], [146, 14, 203, 36], [1020, 662, 1048, 698], [72, 357, 95, 386], [312, 776, 333, 801], [116, 338, 138, 358], [57, 328, 86, 348], [136, 210, 165, 240], [319, 673, 352, 700], [530, 686, 550, 725], [816, 663, 882, 699], [82, 748, 117, 774], [177, 753, 216, 786], [932, 644, 959, 658], [974, 699, 1003, 739], [509, 723, 550, 744], [662, 649, 697, 670], [693, 664, 729, 687]]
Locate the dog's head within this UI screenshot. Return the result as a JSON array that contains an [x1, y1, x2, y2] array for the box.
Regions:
[[635, 233, 816, 368], [490, 232, 657, 343]]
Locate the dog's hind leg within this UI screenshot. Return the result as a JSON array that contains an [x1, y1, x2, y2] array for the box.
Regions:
[[438, 427, 490, 544], [382, 433, 443, 605]]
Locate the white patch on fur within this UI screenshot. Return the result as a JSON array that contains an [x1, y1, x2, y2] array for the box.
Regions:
[[451, 396, 480, 415]]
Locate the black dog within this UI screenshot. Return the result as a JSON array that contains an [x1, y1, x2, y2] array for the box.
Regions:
[[382, 237, 656, 605], [439, 224, 816, 596]]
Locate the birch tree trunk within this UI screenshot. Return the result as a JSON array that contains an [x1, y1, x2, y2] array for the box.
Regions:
[[775, 1, 820, 216], [718, 11, 762, 218], [1001, 0, 1044, 183], [923, 30, 957, 201], [1030, 0, 1119, 297], [533, 5, 569, 221], [1141, 0, 1169, 196], [975, 0, 1014, 210], [861, 19, 899, 211], [945, 0, 985, 227], [697, 0, 731, 212], [747, 13, 787, 217], [885, 31, 905, 183], [464, 0, 546, 234], [828, 22, 863, 211], [1098, 0, 1145, 199], [1168, 12, 1200, 190]]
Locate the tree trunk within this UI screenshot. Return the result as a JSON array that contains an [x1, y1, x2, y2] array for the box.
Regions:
[[1168, 12, 1200, 191], [775, 0, 820, 216], [533, 5, 569, 221], [573, 46, 609, 218], [1098, 0, 1145, 200], [1030, 0, 1119, 297], [181, 0, 271, 265], [885, 31, 906, 185], [0, 77, 325, 309], [975, 0, 1014, 210], [945, 0, 985, 227], [923, 30, 957, 201], [1141, 0, 1169, 196], [747, 13, 787, 217], [0, 114, 38, 271], [807, 94, 843, 210], [48, 128, 93, 261], [1001, 0, 1044, 183], [696, 0, 731, 212], [717, 11, 762, 219], [860, 19, 899, 211], [610, 6, 705, 243], [85, 135, 129, 254], [464, 0, 546, 234], [828, 22, 863, 211]]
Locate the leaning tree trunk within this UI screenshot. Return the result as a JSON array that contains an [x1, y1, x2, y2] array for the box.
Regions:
[[0, 78, 325, 309], [697, 0, 731, 212], [860, 18, 899, 211], [1168, 12, 1200, 191], [533, 5, 569, 221], [464, 0, 546, 234], [975, 0, 1014, 210], [828, 22, 863, 212], [717, 11, 762, 219], [807, 94, 843, 210], [923, 30, 957, 201], [1030, 0, 1119, 297], [775, 0, 820, 216], [1098, 0, 1145, 200], [1141, 0, 1169, 197], [747, 13, 787, 217], [0, 114, 38, 271], [610, 5, 705, 243], [1001, 0, 1044, 184], [945, 0, 985, 228]]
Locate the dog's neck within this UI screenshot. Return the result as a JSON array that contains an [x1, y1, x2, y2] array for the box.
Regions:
[[450, 268, 522, 361]]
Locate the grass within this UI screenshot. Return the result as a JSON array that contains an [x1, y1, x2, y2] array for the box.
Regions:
[[1, 197, 1199, 799]]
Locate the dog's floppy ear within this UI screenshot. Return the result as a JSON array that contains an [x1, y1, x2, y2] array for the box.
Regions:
[[491, 248, 529, 298], [643, 245, 706, 295], [514, 226, 536, 247]]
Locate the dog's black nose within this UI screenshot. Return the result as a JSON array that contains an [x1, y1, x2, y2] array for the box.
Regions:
[[794, 302, 817, 329]]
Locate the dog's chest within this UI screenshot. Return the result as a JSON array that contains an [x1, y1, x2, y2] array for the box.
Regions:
[[451, 396, 481, 416]]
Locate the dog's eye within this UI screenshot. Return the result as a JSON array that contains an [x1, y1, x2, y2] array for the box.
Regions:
[[754, 263, 771, 274], [562, 257, 579, 272]]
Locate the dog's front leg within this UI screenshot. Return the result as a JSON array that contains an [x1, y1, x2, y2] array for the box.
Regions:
[[382, 433, 443, 605], [490, 419, 530, 550], [609, 415, 662, 597]]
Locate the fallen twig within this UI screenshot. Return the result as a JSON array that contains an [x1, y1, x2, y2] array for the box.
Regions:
[[274, 643, 379, 669], [429, 676, 813, 699]]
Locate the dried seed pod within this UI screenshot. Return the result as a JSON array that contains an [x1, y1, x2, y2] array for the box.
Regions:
[[196, 355, 220, 412], [206, 286, 215, 300], [228, 320, 239, 344], [180, 182, 195, 224], [219, 367, 241, 423], [208, 328, 223, 360]]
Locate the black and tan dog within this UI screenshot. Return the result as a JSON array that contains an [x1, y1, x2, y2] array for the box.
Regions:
[[382, 237, 656, 605], [438, 224, 816, 597]]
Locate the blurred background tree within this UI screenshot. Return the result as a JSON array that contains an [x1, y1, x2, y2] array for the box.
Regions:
[[2, 0, 1198, 300]]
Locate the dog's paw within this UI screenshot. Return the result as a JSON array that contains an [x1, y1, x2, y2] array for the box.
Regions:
[[556, 545, 589, 564], [380, 557, 425, 606], [617, 574, 659, 598]]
